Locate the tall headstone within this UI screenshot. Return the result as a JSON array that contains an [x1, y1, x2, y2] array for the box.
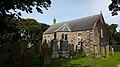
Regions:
[[0, 45, 3, 67], [41, 40, 52, 65], [101, 45, 105, 54], [22, 42, 34, 66], [60, 34, 69, 58], [23, 48, 33, 66], [105, 45, 109, 58], [51, 32, 59, 58], [11, 41, 22, 64], [69, 44, 75, 59], [94, 45, 100, 59], [75, 45, 78, 54], [111, 47, 114, 56], [79, 39, 84, 54]]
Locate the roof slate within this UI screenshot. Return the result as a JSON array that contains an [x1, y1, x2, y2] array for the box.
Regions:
[[44, 14, 101, 34]]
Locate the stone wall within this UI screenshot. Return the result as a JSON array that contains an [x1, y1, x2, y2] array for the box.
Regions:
[[43, 29, 100, 53]]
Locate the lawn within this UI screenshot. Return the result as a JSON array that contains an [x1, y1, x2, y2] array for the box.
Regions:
[[35, 52, 120, 67], [4, 52, 120, 67]]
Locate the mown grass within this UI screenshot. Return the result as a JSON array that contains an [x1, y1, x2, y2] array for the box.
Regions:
[[4, 52, 120, 67], [35, 52, 120, 67]]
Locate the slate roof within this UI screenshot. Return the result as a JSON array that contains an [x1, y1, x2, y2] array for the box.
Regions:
[[44, 14, 102, 34]]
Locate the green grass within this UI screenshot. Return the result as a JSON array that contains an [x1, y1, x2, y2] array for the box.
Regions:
[[4, 52, 120, 67], [35, 52, 120, 67]]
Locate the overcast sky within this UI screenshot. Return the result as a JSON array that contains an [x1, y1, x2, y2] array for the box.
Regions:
[[21, 0, 120, 31]]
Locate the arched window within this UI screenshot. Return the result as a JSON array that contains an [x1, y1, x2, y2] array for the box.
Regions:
[[101, 29, 103, 38], [78, 33, 82, 41], [78, 33, 82, 45]]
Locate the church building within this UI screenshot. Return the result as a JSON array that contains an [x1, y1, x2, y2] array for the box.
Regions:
[[43, 13, 109, 54]]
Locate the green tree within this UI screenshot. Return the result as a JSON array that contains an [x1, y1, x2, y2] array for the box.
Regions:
[[16, 18, 49, 43], [0, 0, 51, 18], [106, 23, 120, 45], [109, 0, 120, 16]]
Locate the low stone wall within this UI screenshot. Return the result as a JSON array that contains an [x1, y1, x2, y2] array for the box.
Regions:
[[112, 45, 120, 52]]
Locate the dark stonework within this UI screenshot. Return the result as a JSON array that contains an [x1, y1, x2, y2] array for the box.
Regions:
[[60, 40, 69, 51], [51, 32, 59, 58], [11, 41, 22, 64], [23, 48, 33, 66], [60, 39, 69, 58], [43, 48, 52, 65], [69, 44, 75, 59], [69, 44, 74, 51], [52, 39, 58, 52], [0, 45, 3, 67], [76, 45, 78, 54], [41, 40, 52, 65], [21, 41, 34, 66], [51, 39, 59, 58], [79, 41, 84, 54]]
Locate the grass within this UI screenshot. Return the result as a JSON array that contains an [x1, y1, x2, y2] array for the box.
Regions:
[[34, 52, 120, 67], [4, 52, 120, 67]]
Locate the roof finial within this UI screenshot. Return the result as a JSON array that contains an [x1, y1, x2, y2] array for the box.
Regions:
[[53, 17, 56, 25], [100, 11, 102, 14]]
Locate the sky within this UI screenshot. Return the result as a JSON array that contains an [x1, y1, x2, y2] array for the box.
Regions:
[[21, 0, 120, 31]]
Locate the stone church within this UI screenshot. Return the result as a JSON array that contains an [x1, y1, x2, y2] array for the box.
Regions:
[[43, 13, 109, 54]]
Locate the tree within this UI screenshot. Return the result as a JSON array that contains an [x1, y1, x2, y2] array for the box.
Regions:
[[16, 18, 49, 44], [0, 0, 51, 18], [109, 0, 120, 16], [106, 23, 120, 45]]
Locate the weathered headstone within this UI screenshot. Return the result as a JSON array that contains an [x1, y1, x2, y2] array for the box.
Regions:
[[101, 45, 105, 54], [41, 40, 52, 65], [79, 39, 84, 54], [60, 34, 69, 58], [0, 45, 3, 67], [111, 47, 114, 56], [75, 45, 78, 54], [51, 39, 59, 58], [21, 41, 34, 66], [23, 48, 33, 66], [105, 45, 109, 58], [69, 44, 75, 59], [11, 41, 22, 64], [43, 48, 52, 65], [51, 32, 59, 58], [93, 45, 100, 59]]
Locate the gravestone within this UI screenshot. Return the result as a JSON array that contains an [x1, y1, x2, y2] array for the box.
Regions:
[[11, 41, 22, 64], [51, 32, 59, 58], [105, 45, 109, 58], [23, 48, 33, 66], [43, 48, 52, 65], [41, 40, 52, 65], [69, 44, 75, 59], [0, 45, 3, 67], [69, 44, 74, 52], [111, 47, 114, 56], [75, 45, 78, 54], [60, 34, 69, 58], [101, 45, 105, 54], [22, 42, 34, 66], [93, 45, 100, 59], [79, 40, 84, 54]]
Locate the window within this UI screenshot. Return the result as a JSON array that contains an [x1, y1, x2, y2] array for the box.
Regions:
[[101, 29, 103, 38], [78, 33, 82, 41]]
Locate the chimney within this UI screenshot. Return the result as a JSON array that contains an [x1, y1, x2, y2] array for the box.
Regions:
[[53, 17, 56, 25]]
